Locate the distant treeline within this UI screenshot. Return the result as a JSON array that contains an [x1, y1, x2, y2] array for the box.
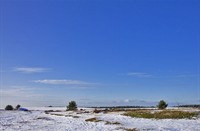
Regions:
[[89, 106, 155, 108], [175, 104, 200, 108]]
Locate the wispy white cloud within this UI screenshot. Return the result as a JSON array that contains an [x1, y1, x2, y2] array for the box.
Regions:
[[34, 79, 93, 85], [13, 67, 49, 73], [123, 99, 155, 105], [127, 72, 152, 78], [33, 79, 96, 89]]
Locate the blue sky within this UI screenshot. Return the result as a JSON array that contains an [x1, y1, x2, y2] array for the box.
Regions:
[[0, 0, 200, 107]]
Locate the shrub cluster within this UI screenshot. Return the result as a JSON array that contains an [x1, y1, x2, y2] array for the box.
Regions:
[[67, 101, 77, 111], [5, 105, 14, 110], [5, 104, 21, 110], [16, 105, 21, 110], [157, 100, 168, 109]]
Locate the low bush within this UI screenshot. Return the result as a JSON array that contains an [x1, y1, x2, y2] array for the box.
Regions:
[[157, 100, 168, 109], [16, 105, 21, 110], [67, 101, 77, 111], [5, 105, 14, 110], [93, 109, 102, 113]]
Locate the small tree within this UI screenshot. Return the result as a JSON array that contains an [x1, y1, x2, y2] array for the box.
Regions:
[[67, 101, 77, 111], [16, 104, 21, 110], [157, 100, 168, 109], [5, 105, 14, 110]]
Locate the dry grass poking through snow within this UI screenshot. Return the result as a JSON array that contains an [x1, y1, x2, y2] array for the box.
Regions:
[[124, 109, 198, 119], [105, 121, 121, 125], [116, 127, 138, 131], [85, 117, 121, 125], [85, 117, 102, 122]]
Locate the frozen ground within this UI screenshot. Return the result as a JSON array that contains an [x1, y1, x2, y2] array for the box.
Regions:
[[0, 107, 200, 131]]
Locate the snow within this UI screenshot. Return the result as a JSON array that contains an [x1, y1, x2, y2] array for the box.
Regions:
[[0, 107, 200, 131], [99, 114, 200, 131]]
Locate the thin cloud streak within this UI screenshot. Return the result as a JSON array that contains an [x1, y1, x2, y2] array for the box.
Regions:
[[34, 79, 96, 86], [127, 72, 152, 78], [14, 67, 49, 73]]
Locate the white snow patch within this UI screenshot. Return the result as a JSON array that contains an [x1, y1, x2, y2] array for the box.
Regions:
[[0, 107, 200, 131]]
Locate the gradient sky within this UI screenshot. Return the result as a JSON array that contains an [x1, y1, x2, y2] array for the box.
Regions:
[[0, 0, 200, 107]]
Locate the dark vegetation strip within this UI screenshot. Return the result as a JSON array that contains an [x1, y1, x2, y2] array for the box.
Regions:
[[89, 106, 155, 108], [175, 105, 200, 108], [124, 110, 198, 119]]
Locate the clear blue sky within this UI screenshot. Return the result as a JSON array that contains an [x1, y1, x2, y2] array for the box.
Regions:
[[0, 0, 199, 107]]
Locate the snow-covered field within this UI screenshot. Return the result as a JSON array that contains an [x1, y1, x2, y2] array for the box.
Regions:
[[0, 107, 200, 131]]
